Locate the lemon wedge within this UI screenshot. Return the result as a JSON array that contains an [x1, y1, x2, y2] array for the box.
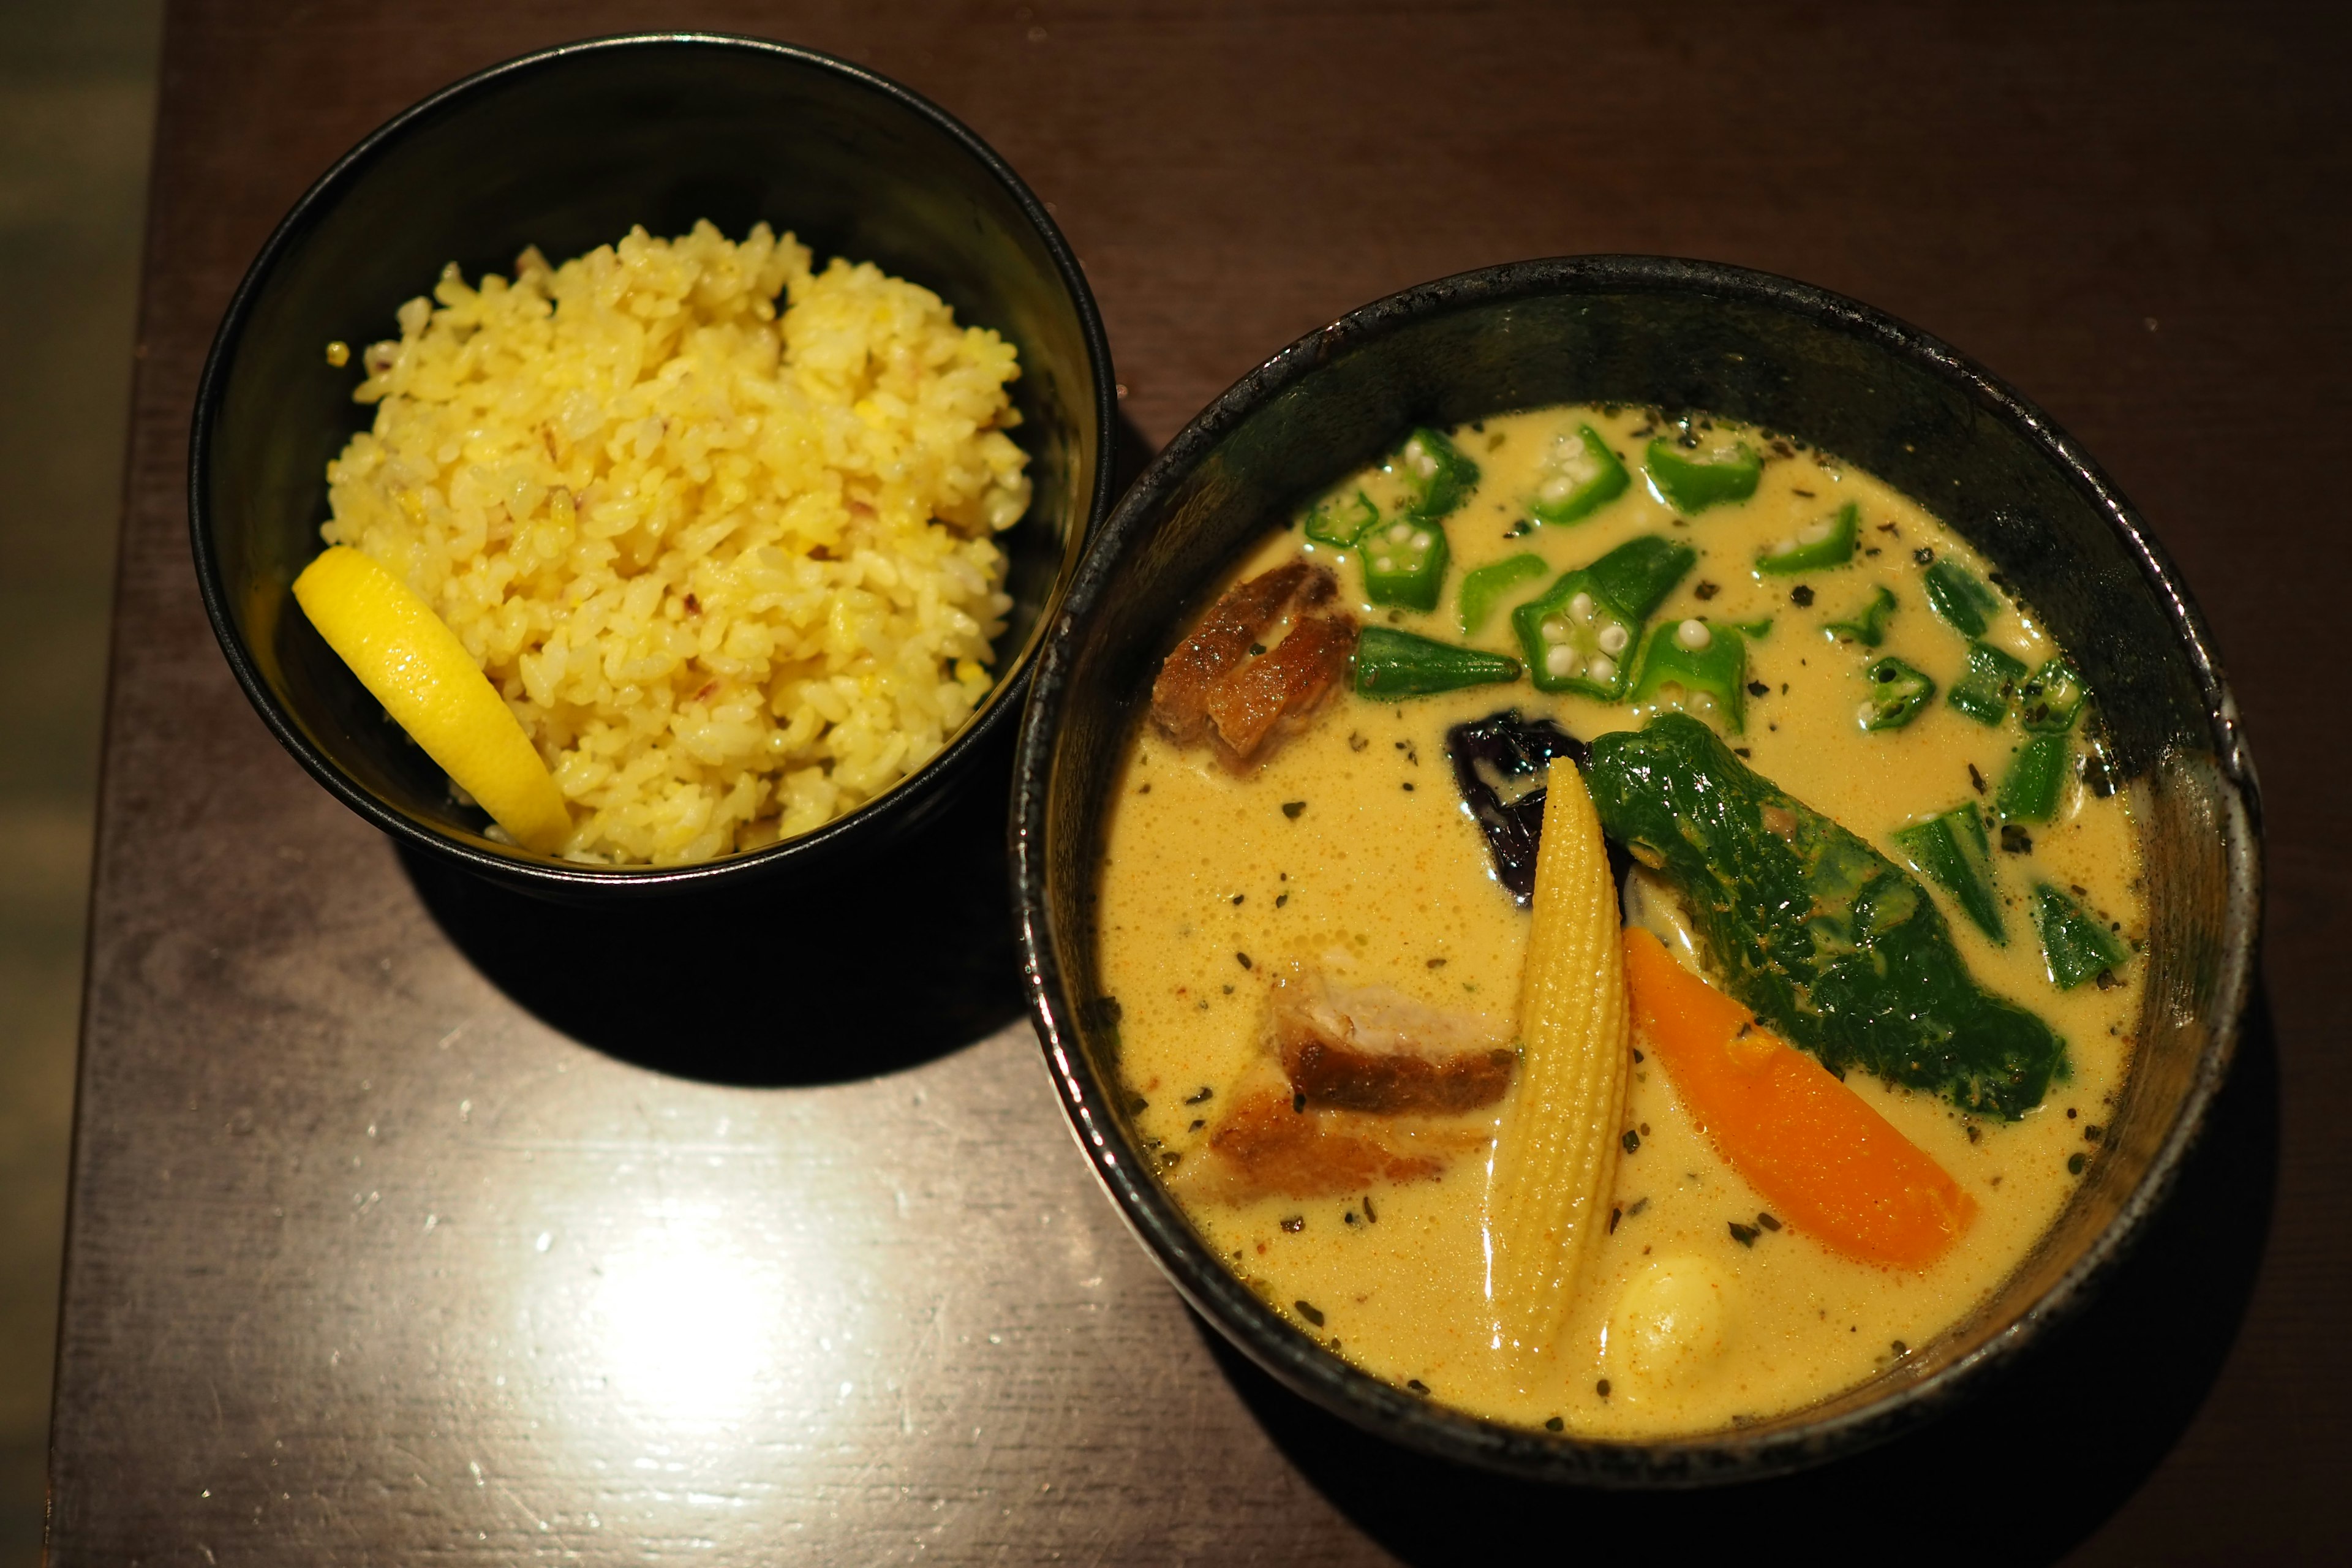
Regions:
[[291, 546, 571, 852]]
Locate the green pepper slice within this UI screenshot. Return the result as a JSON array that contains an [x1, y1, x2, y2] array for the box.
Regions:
[[1359, 514, 1451, 611], [1513, 571, 1640, 698], [1757, 501, 1858, 573], [1457, 552, 1547, 636], [1528, 424, 1630, 526], [1923, 559, 2001, 636], [1645, 437, 1762, 513], [2030, 883, 2130, 990], [1587, 714, 2067, 1117], [1632, 617, 1748, 733], [1997, 732, 2071, 822], [1354, 625, 1522, 699], [1588, 534, 1697, 620], [1948, 641, 2028, 726], [2019, 658, 2087, 734], [1304, 488, 1378, 548], [1392, 426, 1479, 521], [1825, 584, 1897, 646], [1891, 803, 2005, 943], [1861, 656, 1935, 730]]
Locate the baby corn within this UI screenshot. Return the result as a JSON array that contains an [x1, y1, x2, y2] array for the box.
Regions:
[[1486, 755, 1630, 1356]]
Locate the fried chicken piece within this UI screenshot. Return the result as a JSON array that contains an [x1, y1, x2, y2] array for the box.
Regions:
[[1273, 969, 1518, 1114], [1175, 1061, 1492, 1204], [1150, 558, 1357, 769], [1174, 970, 1517, 1204]]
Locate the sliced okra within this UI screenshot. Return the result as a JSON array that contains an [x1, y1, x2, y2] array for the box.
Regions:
[[1757, 501, 1858, 573], [1997, 731, 2071, 822], [1924, 559, 2002, 637], [1528, 424, 1631, 526], [1392, 426, 1479, 521], [1824, 584, 1897, 647], [1457, 552, 1548, 636], [2019, 658, 2087, 734], [1891, 803, 2005, 943], [1632, 617, 1749, 733], [1513, 571, 1640, 698], [2032, 883, 2130, 990], [1360, 514, 1451, 611], [1645, 437, 1762, 513], [1947, 641, 2028, 726], [1304, 488, 1378, 548], [1861, 656, 1936, 730]]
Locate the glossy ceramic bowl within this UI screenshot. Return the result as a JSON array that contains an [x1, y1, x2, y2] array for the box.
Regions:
[[192, 33, 1114, 899], [1011, 256, 2262, 1484]]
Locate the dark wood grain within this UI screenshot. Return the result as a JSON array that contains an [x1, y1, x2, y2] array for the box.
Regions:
[[53, 1, 2350, 1561]]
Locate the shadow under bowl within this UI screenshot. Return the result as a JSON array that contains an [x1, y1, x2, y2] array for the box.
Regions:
[[192, 32, 1115, 900], [1012, 255, 2261, 1485]]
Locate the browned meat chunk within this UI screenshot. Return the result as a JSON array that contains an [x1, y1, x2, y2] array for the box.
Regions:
[[1273, 969, 1517, 1114], [1174, 973, 1517, 1204], [1150, 558, 1357, 769], [1150, 558, 1318, 748], [1175, 1063, 1491, 1204], [1199, 609, 1358, 771]]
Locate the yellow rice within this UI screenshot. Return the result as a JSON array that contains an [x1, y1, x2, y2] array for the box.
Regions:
[[320, 221, 1030, 864]]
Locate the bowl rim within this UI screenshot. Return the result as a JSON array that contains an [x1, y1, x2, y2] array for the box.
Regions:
[[189, 30, 1118, 894], [1010, 253, 2264, 1485]]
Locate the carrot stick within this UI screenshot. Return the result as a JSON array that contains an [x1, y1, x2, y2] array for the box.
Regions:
[[1624, 928, 1977, 1269]]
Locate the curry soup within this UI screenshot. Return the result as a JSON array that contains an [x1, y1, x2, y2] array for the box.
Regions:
[[1095, 404, 2140, 1439]]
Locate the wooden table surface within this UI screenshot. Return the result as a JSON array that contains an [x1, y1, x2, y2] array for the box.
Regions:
[[51, 2, 2350, 1561]]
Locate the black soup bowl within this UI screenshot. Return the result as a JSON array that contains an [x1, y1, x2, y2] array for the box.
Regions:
[[1011, 256, 2261, 1485], [193, 33, 1114, 900]]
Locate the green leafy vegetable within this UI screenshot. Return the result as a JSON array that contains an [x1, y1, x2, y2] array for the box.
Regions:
[[1586, 714, 2067, 1117]]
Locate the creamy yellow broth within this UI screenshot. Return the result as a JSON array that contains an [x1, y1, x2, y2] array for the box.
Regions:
[[1096, 405, 2142, 1438]]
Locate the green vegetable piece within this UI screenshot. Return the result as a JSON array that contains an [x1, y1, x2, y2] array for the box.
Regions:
[[1633, 617, 1748, 733], [2030, 883, 2130, 990], [1732, 616, 1774, 639], [1923, 559, 2001, 636], [1359, 514, 1451, 611], [1457, 552, 1547, 636], [1528, 424, 1630, 526], [1305, 488, 1378, 548], [1891, 804, 2005, 943], [2019, 658, 2087, 734], [1825, 585, 1898, 647], [1997, 731, 2071, 822], [1588, 535, 1697, 620], [1354, 625, 1522, 699], [1861, 656, 1936, 731], [1645, 437, 1762, 513], [1510, 535, 1696, 698], [1757, 502, 1858, 573], [1587, 714, 2067, 1117], [1513, 571, 1640, 698], [1393, 426, 1479, 521], [1948, 641, 2029, 726]]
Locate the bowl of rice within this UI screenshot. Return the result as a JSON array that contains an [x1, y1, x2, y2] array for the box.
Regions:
[[192, 33, 1115, 895]]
